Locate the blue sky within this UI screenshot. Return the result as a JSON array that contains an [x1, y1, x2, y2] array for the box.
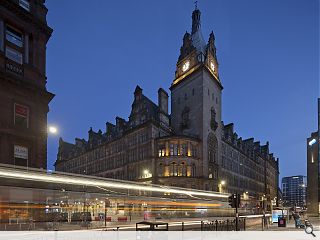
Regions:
[[46, 0, 319, 180]]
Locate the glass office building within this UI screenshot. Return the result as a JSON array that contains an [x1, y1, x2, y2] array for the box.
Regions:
[[281, 176, 306, 208]]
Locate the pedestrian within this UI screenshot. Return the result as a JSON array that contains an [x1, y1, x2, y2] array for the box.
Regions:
[[293, 212, 301, 228]]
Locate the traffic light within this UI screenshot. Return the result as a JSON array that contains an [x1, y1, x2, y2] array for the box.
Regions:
[[236, 193, 240, 208], [228, 193, 240, 208], [228, 194, 236, 208]]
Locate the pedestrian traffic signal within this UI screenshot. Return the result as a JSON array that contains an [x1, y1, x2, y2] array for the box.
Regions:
[[228, 193, 240, 208]]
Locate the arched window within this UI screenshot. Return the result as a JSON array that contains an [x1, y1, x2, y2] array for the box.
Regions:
[[192, 164, 196, 177], [180, 162, 187, 176], [170, 162, 178, 176]]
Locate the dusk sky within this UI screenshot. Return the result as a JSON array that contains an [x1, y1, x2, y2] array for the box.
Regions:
[[46, 0, 319, 180]]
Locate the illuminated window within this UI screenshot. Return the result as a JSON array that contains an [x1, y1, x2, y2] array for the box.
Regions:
[[158, 145, 165, 157], [14, 103, 29, 128], [169, 144, 174, 156], [187, 165, 192, 177], [170, 162, 178, 176], [164, 165, 169, 177]]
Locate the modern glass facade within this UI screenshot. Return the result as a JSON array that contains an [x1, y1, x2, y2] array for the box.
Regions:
[[281, 175, 306, 208]]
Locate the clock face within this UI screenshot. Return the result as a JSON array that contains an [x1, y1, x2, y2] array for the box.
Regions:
[[210, 61, 215, 72], [182, 60, 190, 72]]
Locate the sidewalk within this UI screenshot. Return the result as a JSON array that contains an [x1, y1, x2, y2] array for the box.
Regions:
[[266, 217, 320, 231]]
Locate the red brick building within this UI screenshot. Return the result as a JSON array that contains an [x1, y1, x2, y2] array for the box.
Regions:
[[0, 0, 54, 169]]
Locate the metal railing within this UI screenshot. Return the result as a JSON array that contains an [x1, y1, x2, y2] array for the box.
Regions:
[[201, 219, 246, 231]]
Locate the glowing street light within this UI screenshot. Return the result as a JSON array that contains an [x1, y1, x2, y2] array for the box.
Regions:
[[218, 180, 226, 193], [48, 125, 58, 134]]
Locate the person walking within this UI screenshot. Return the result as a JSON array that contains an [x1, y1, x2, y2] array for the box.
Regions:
[[293, 212, 301, 228]]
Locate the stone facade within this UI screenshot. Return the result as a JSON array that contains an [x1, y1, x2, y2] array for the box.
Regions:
[[307, 131, 319, 215], [55, 8, 279, 208], [0, 0, 54, 169]]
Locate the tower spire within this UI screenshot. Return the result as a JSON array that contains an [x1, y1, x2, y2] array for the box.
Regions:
[[192, 6, 201, 34]]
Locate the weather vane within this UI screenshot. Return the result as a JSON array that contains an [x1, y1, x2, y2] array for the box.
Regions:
[[194, 1, 198, 10]]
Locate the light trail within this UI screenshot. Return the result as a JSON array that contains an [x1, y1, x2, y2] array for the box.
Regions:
[[0, 167, 229, 199]]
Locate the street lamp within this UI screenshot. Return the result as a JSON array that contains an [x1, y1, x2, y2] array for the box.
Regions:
[[218, 180, 226, 193], [48, 125, 58, 134]]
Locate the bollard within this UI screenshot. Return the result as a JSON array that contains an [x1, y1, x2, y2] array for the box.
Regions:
[[201, 221, 203, 231], [182, 222, 184, 231], [226, 219, 229, 231], [215, 220, 218, 231]]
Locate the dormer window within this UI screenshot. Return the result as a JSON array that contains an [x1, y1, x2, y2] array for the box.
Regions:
[[19, 0, 30, 11]]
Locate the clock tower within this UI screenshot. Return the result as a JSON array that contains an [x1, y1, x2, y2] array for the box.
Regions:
[[170, 7, 223, 190]]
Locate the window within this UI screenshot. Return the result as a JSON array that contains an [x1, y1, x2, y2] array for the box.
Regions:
[[6, 26, 23, 47], [170, 162, 178, 176], [191, 144, 197, 157], [14, 145, 28, 167], [187, 165, 192, 177], [169, 144, 174, 156], [192, 88, 195, 96], [14, 103, 29, 128], [181, 144, 187, 156], [158, 145, 165, 157], [173, 144, 179, 156], [181, 107, 190, 128], [158, 163, 164, 177], [180, 162, 187, 176], [19, 0, 30, 11], [192, 164, 196, 177], [6, 47, 22, 64]]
